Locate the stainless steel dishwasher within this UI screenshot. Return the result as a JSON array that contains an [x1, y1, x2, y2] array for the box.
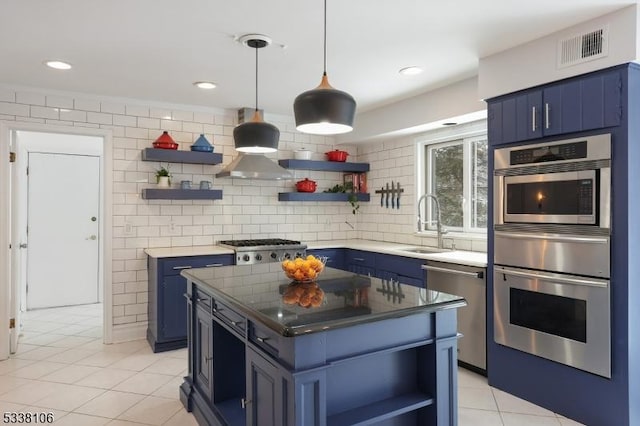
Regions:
[[422, 260, 486, 373]]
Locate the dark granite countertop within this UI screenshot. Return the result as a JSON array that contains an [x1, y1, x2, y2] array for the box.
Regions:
[[181, 264, 466, 337]]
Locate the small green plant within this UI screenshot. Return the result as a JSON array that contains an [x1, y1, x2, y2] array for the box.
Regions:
[[324, 183, 360, 214], [155, 164, 171, 184]]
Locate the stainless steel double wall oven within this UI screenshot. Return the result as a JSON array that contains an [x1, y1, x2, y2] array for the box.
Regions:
[[493, 133, 611, 378]]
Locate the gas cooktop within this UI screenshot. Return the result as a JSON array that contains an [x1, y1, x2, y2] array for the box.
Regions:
[[218, 239, 307, 265]]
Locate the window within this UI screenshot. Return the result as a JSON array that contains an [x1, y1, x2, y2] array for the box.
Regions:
[[418, 124, 488, 233]]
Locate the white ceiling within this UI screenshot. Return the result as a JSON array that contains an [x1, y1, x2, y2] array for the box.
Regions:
[[0, 0, 635, 116]]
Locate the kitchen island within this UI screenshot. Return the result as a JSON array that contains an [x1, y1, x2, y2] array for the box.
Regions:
[[180, 263, 466, 426]]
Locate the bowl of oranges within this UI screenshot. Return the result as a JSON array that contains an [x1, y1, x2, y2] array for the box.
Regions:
[[281, 255, 326, 283]]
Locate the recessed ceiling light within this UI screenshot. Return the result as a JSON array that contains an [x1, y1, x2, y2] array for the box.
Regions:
[[193, 81, 217, 90], [398, 66, 423, 76], [44, 60, 72, 70]]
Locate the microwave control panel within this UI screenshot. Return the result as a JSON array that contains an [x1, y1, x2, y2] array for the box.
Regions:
[[510, 141, 588, 165]]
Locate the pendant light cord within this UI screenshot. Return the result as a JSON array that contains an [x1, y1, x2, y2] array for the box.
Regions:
[[255, 46, 259, 112], [323, 0, 327, 75]]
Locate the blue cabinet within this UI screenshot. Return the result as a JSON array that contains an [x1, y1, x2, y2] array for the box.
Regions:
[[345, 249, 376, 276], [488, 68, 623, 146], [375, 253, 426, 288], [147, 253, 234, 352], [342, 249, 427, 287], [307, 248, 346, 270]]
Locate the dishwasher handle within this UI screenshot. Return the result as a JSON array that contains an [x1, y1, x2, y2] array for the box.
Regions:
[[422, 264, 484, 279]]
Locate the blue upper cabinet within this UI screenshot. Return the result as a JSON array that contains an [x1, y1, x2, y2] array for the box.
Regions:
[[488, 68, 623, 146]]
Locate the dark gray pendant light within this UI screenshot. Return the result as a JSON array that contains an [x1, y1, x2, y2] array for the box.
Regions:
[[234, 35, 279, 153], [294, 0, 356, 135]]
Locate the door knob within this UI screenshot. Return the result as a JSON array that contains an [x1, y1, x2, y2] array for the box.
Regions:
[[86, 235, 97, 240], [91, 216, 97, 222], [19, 243, 27, 249]]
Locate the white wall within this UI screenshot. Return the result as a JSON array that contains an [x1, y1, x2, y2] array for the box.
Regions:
[[0, 86, 360, 337], [337, 77, 486, 144], [479, 4, 638, 99]]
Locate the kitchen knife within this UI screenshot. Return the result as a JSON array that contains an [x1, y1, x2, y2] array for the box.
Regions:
[[391, 181, 395, 208], [396, 182, 401, 208], [386, 182, 390, 208]]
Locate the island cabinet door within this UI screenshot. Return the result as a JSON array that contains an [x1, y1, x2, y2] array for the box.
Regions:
[[194, 306, 213, 403], [246, 348, 285, 426]]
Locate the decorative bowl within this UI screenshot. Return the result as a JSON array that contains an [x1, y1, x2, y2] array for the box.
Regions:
[[325, 149, 349, 162], [282, 282, 325, 308], [281, 255, 326, 283]]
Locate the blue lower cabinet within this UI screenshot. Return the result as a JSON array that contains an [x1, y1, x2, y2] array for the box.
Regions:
[[375, 253, 426, 287], [147, 253, 234, 352], [162, 275, 189, 340], [345, 249, 376, 276], [307, 248, 345, 270]]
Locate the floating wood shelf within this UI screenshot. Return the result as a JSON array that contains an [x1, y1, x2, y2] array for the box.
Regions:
[[278, 193, 370, 202], [141, 148, 222, 165], [278, 159, 369, 172], [141, 189, 223, 200]]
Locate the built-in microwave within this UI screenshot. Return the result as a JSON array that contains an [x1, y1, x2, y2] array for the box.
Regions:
[[494, 133, 610, 229]]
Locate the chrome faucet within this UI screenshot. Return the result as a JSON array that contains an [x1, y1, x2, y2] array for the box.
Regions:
[[417, 193, 448, 249]]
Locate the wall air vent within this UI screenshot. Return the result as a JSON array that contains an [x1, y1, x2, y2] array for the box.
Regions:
[[558, 26, 608, 68]]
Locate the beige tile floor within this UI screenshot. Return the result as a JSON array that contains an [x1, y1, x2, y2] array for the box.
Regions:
[[0, 303, 586, 425]]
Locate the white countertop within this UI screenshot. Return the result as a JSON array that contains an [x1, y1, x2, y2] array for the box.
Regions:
[[307, 240, 487, 268], [144, 245, 234, 258], [145, 239, 487, 268]]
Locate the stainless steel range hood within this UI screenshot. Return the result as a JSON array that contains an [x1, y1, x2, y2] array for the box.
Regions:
[[215, 153, 293, 180]]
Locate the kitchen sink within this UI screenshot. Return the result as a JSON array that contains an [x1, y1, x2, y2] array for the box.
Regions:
[[396, 247, 451, 254]]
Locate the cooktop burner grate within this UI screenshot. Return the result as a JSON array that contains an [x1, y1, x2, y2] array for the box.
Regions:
[[218, 239, 302, 247]]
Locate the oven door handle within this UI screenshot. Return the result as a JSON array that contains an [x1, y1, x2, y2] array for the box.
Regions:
[[497, 268, 608, 288], [495, 232, 608, 245]]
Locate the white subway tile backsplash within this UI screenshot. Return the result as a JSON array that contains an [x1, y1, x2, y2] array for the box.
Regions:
[[125, 104, 150, 117], [16, 91, 45, 105], [45, 95, 74, 108], [87, 112, 113, 125], [74, 99, 101, 112], [137, 117, 160, 129], [100, 101, 126, 114], [30, 106, 59, 119], [171, 110, 193, 122], [160, 119, 182, 131], [124, 303, 146, 316], [0, 102, 30, 116], [182, 121, 204, 134], [59, 109, 87, 122], [113, 114, 137, 127], [125, 127, 149, 139]]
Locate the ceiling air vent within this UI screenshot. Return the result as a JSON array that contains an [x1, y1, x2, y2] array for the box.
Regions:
[[557, 26, 608, 68]]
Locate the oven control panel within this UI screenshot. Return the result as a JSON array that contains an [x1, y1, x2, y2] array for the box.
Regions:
[[510, 141, 588, 165]]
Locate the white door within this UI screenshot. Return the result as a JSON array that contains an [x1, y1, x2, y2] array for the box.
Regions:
[[26, 152, 100, 309]]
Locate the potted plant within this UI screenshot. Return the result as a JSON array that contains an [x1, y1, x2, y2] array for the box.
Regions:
[[324, 183, 360, 214], [155, 164, 171, 188]]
